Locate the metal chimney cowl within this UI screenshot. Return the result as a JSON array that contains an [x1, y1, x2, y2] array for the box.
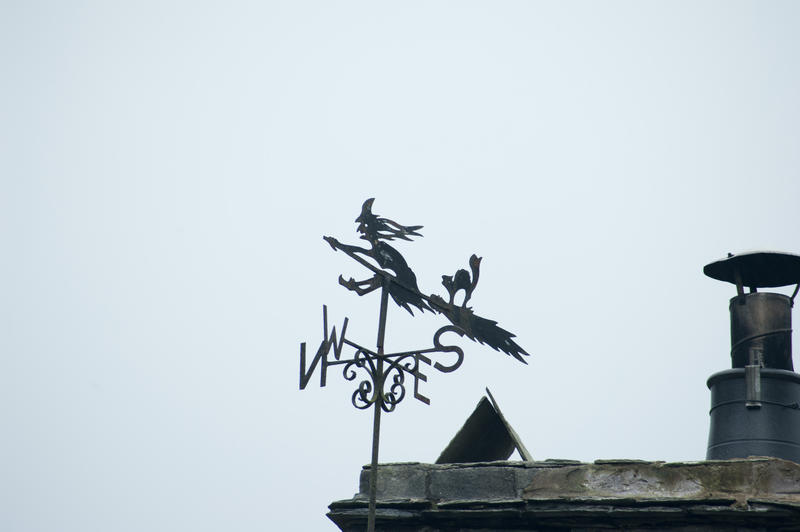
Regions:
[[704, 251, 800, 462]]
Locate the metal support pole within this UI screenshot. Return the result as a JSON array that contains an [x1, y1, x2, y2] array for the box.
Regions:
[[367, 279, 390, 532]]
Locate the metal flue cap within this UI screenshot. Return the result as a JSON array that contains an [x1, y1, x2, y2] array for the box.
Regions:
[[704, 251, 800, 288]]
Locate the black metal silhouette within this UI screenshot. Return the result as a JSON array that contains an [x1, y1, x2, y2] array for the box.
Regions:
[[442, 254, 481, 307], [299, 306, 465, 407], [431, 294, 528, 363], [324, 198, 431, 315], [302, 198, 529, 532], [431, 254, 528, 363], [325, 198, 529, 363]]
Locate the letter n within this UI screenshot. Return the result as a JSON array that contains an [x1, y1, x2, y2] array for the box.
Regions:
[[299, 341, 329, 390]]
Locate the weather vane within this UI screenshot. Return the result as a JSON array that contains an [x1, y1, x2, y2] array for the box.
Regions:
[[299, 198, 528, 531]]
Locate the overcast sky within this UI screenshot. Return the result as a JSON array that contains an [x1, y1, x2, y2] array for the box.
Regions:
[[3, 1, 800, 531]]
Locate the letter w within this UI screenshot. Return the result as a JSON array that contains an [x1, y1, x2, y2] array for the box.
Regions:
[[299, 306, 348, 389]]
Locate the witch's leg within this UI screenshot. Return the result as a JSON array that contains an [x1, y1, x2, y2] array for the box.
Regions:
[[338, 275, 380, 296]]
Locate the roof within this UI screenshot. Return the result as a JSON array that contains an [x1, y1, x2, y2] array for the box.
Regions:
[[328, 457, 800, 531]]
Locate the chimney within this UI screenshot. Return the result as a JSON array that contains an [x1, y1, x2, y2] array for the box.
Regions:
[[704, 251, 800, 461]]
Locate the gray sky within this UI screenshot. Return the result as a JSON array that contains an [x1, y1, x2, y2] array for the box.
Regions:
[[3, 1, 800, 531]]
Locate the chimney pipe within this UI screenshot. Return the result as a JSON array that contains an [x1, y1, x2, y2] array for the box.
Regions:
[[704, 251, 800, 462]]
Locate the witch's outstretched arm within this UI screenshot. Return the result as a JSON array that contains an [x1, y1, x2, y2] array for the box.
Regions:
[[324, 236, 390, 281], [323, 236, 372, 256]]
